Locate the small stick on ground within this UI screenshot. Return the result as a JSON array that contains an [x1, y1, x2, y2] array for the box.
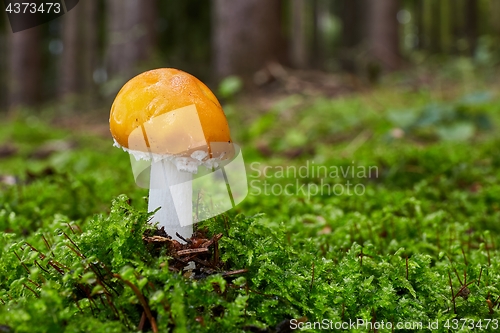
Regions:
[[66, 222, 76, 235], [41, 234, 55, 257], [138, 311, 146, 332], [22, 283, 39, 298], [446, 255, 463, 285], [63, 231, 83, 254], [13, 250, 30, 274], [34, 260, 50, 274], [27, 278, 40, 288], [114, 274, 158, 333], [176, 248, 208, 256], [221, 269, 248, 277], [448, 272, 456, 314], [461, 247, 468, 266], [176, 232, 192, 244]]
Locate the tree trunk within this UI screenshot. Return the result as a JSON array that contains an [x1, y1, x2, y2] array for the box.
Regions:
[[340, 0, 367, 72], [107, 0, 157, 79], [492, 0, 500, 36], [290, 0, 308, 69], [81, 0, 98, 100], [8, 28, 42, 108], [367, 0, 400, 70], [212, 0, 284, 80], [414, 0, 423, 50], [450, 0, 463, 53], [0, 28, 7, 110], [136, 0, 157, 62], [440, 0, 451, 53], [60, 5, 80, 97], [60, 1, 98, 106], [311, 0, 322, 69], [429, 0, 441, 52], [465, 0, 477, 55], [106, 0, 124, 77], [341, 0, 364, 49]]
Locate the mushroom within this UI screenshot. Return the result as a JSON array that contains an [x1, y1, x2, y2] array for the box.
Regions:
[[109, 68, 234, 242]]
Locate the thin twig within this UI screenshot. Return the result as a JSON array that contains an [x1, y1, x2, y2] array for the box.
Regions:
[[478, 267, 483, 286], [27, 278, 40, 288], [176, 248, 208, 256], [448, 272, 456, 314], [175, 232, 192, 244], [13, 250, 30, 273], [222, 269, 249, 277], [138, 311, 147, 332], [22, 283, 39, 298], [201, 233, 223, 248], [34, 260, 50, 274], [446, 255, 463, 285], [42, 234, 55, 257], [63, 231, 83, 254], [114, 274, 158, 333], [66, 222, 76, 235]]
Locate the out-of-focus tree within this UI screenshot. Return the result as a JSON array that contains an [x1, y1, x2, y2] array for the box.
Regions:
[[290, 0, 308, 69], [60, 1, 98, 106], [493, 0, 500, 36], [8, 28, 42, 108], [81, 0, 98, 101], [106, 0, 157, 80], [367, 0, 400, 71], [465, 0, 477, 55], [428, 0, 441, 52], [156, 1, 211, 79], [0, 12, 8, 110], [60, 4, 79, 97], [311, 0, 323, 68], [440, 0, 451, 53], [339, 0, 367, 72], [212, 0, 285, 80]]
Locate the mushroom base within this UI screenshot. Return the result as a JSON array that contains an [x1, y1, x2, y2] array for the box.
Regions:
[[148, 159, 193, 242]]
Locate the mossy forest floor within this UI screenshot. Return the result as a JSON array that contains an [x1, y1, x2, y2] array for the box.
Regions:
[[1, 67, 500, 332]]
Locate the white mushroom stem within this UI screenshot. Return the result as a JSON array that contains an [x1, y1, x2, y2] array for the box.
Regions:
[[148, 159, 193, 242]]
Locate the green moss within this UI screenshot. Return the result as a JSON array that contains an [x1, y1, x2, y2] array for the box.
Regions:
[[0, 85, 499, 331]]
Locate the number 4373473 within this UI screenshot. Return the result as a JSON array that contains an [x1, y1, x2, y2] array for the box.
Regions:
[[5, 2, 61, 14]]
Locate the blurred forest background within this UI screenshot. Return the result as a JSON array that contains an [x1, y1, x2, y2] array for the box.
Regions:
[[0, 0, 499, 112]]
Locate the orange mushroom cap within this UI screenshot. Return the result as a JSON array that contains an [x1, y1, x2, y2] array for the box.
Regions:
[[109, 68, 232, 158]]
